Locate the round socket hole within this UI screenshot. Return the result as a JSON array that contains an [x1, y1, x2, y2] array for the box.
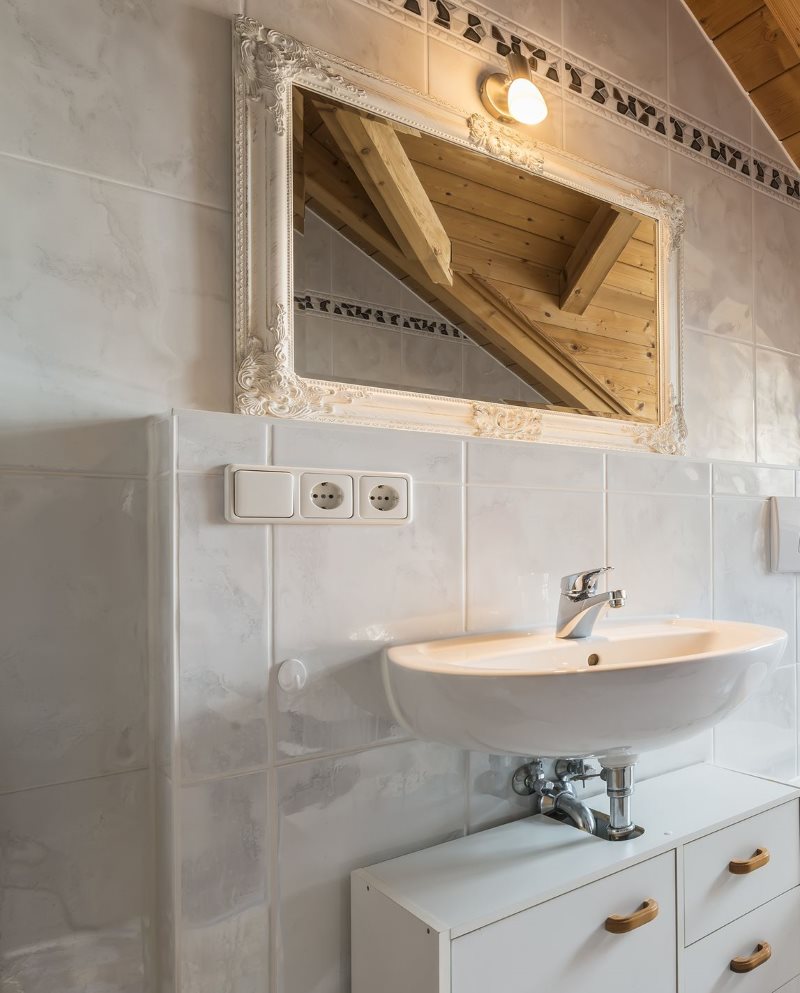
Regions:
[[587, 653, 600, 667], [310, 481, 344, 510], [368, 484, 400, 512]]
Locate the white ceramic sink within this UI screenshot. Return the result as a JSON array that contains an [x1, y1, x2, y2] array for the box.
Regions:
[[383, 618, 787, 766]]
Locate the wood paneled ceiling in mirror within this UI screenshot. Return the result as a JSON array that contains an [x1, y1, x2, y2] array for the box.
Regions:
[[293, 87, 659, 422], [685, 0, 800, 165]]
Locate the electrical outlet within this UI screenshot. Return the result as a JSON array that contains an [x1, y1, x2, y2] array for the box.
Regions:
[[358, 475, 410, 521], [300, 472, 354, 519]]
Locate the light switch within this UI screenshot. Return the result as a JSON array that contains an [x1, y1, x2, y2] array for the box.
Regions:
[[234, 469, 294, 518], [770, 496, 800, 572]]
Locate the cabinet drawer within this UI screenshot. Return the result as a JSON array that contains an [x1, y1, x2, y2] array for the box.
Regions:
[[683, 887, 800, 993], [684, 801, 800, 945], [451, 852, 676, 993]]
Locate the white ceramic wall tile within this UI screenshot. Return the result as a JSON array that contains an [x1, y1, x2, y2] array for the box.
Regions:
[[606, 452, 710, 495], [0, 156, 232, 475], [245, 0, 427, 91], [272, 483, 463, 758], [295, 312, 334, 380], [478, 0, 562, 45], [180, 772, 270, 993], [330, 323, 404, 389], [756, 348, 800, 466], [713, 497, 796, 663], [0, 0, 232, 207], [714, 665, 798, 781], [156, 772, 177, 993], [606, 492, 711, 618], [299, 212, 333, 294], [466, 486, 605, 630], [671, 152, 754, 341], [154, 472, 176, 776], [467, 752, 537, 832], [275, 741, 467, 993], [0, 770, 149, 993], [754, 188, 800, 354], [467, 438, 604, 489], [0, 473, 147, 793], [177, 473, 270, 780], [330, 228, 405, 310], [270, 419, 464, 483], [564, 0, 668, 100], [563, 100, 669, 189], [684, 332, 755, 463], [401, 334, 463, 396], [462, 343, 534, 404], [713, 462, 795, 497], [752, 110, 794, 170], [667, 0, 752, 145], [175, 409, 269, 474], [634, 733, 712, 782]]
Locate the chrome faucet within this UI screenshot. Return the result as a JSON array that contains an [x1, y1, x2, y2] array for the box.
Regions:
[[556, 566, 626, 639]]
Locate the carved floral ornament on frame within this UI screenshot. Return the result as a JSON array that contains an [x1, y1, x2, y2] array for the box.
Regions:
[[232, 18, 687, 455]]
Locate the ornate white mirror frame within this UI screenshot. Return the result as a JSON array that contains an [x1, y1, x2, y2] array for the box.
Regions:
[[233, 18, 687, 454]]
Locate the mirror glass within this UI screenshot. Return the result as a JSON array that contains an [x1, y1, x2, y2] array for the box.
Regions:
[[292, 85, 659, 423]]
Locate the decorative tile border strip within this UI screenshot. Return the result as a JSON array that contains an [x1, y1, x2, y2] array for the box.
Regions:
[[295, 292, 469, 340], [349, 0, 800, 207]]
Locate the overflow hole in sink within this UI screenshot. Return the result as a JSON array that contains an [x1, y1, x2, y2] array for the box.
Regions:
[[587, 653, 600, 666]]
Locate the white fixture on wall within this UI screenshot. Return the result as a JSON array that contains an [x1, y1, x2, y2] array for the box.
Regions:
[[224, 465, 412, 524], [479, 51, 548, 125], [770, 496, 800, 572]]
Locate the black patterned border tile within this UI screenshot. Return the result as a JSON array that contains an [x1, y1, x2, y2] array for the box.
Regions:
[[296, 292, 469, 340], [562, 50, 671, 146], [427, 0, 560, 86], [355, 0, 428, 27], [417, 0, 800, 208]]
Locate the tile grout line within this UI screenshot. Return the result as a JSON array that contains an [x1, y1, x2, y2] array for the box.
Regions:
[[0, 764, 149, 798], [0, 149, 232, 214]]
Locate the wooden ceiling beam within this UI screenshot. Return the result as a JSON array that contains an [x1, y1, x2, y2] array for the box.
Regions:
[[750, 62, 800, 136], [303, 135, 630, 413], [765, 0, 800, 52], [315, 101, 454, 287], [685, 1, 800, 166], [559, 205, 641, 315], [684, 0, 764, 40], [716, 6, 799, 90]]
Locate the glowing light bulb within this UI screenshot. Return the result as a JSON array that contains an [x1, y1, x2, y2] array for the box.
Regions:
[[506, 76, 548, 125]]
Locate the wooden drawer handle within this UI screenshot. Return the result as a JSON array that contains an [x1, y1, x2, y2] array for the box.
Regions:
[[604, 898, 659, 934], [728, 847, 770, 875], [730, 941, 772, 973]]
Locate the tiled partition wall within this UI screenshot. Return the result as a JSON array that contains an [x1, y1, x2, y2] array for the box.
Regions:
[[160, 409, 800, 993]]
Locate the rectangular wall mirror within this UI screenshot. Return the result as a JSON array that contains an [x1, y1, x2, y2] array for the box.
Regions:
[[293, 85, 660, 423], [234, 21, 687, 453]]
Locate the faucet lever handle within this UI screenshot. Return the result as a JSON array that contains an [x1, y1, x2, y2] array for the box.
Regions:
[[561, 566, 612, 597]]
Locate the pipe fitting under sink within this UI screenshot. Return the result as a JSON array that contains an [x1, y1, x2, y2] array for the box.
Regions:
[[512, 758, 643, 842]]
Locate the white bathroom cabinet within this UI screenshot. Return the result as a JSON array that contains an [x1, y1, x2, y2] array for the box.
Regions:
[[352, 765, 800, 993]]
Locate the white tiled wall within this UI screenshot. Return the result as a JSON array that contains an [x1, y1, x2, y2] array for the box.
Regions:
[[5, 0, 800, 991], [162, 409, 800, 993]]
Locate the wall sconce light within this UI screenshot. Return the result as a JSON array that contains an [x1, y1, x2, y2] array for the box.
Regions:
[[480, 52, 548, 126]]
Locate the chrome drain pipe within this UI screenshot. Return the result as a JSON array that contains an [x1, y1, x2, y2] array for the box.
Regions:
[[602, 764, 635, 840]]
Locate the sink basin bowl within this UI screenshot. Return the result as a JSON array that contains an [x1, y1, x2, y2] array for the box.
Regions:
[[383, 618, 787, 766]]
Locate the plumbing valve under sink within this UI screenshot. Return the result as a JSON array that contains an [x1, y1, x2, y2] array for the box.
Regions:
[[512, 758, 642, 841]]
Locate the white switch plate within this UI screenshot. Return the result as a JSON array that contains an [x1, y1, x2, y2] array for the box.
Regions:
[[233, 469, 294, 519], [224, 465, 412, 524], [770, 496, 800, 572]]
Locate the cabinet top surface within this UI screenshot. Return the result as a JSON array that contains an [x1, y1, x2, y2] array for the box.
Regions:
[[355, 765, 799, 936]]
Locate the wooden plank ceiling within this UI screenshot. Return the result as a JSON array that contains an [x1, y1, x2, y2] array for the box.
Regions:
[[685, 0, 800, 164], [296, 90, 659, 421]]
